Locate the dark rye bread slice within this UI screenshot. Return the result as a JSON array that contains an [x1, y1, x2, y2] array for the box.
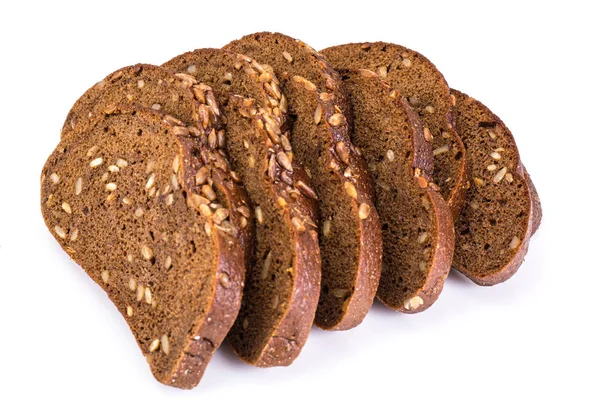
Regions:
[[41, 107, 246, 389], [341, 69, 454, 312], [225, 32, 382, 330], [450, 89, 542, 285], [61, 64, 199, 139], [322, 42, 469, 219], [163, 49, 321, 366], [61, 65, 253, 269]]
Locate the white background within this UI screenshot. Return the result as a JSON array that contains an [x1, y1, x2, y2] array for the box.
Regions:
[[1, 1, 598, 399]]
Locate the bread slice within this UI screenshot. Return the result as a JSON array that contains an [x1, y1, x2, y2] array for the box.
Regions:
[[340, 69, 454, 312], [61, 64, 254, 272], [163, 49, 321, 366], [225, 32, 382, 330], [322, 43, 468, 219], [450, 89, 541, 285], [61, 64, 199, 139], [41, 106, 246, 388]]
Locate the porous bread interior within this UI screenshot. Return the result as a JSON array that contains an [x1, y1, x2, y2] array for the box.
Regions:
[[452, 91, 530, 278], [343, 72, 435, 305], [322, 43, 464, 204], [226, 33, 368, 329], [42, 111, 218, 382], [163, 50, 297, 362], [62, 64, 198, 138]]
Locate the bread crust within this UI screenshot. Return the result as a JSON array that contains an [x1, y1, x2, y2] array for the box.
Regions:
[[341, 70, 454, 313], [163, 49, 321, 366], [450, 89, 541, 285], [225, 32, 382, 330]]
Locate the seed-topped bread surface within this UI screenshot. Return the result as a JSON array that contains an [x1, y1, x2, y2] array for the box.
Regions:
[[163, 48, 321, 366], [340, 69, 454, 312], [322, 42, 468, 219], [61, 64, 200, 140], [225, 32, 382, 330], [450, 89, 541, 285], [62, 64, 253, 269], [41, 106, 246, 389]]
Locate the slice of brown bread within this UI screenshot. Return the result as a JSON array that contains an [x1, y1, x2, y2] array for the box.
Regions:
[[41, 106, 246, 389], [225, 32, 382, 330], [322, 42, 468, 219], [61, 64, 199, 139], [163, 49, 321, 366], [450, 89, 541, 285], [341, 69, 454, 312], [61, 64, 254, 272]]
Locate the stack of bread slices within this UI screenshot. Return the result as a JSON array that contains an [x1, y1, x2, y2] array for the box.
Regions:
[[41, 32, 542, 389]]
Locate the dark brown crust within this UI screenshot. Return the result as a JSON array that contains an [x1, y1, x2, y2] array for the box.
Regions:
[[224, 32, 352, 122], [224, 33, 381, 330], [400, 95, 455, 312], [163, 49, 321, 366], [382, 97, 454, 312], [224, 32, 382, 330], [167, 131, 246, 388], [450, 89, 540, 286], [288, 77, 383, 330], [41, 106, 246, 389], [341, 70, 454, 312], [321, 43, 469, 220], [524, 169, 542, 234], [60, 64, 199, 140]]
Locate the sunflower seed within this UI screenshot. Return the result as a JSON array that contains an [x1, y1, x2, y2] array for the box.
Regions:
[[314, 104, 323, 125], [433, 145, 449, 156], [423, 127, 433, 142], [276, 152, 293, 172], [358, 203, 371, 219], [54, 226, 66, 239], [322, 219, 332, 237], [344, 182, 358, 199], [328, 113, 344, 127], [297, 180, 318, 200], [509, 236, 521, 249], [404, 296, 423, 310], [291, 217, 306, 232], [141, 245, 153, 260], [62, 202, 72, 214], [261, 251, 273, 279], [335, 141, 350, 164], [160, 334, 170, 355], [149, 339, 160, 352], [493, 167, 508, 183], [136, 285, 144, 302], [89, 158, 103, 168], [255, 206, 264, 224]]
